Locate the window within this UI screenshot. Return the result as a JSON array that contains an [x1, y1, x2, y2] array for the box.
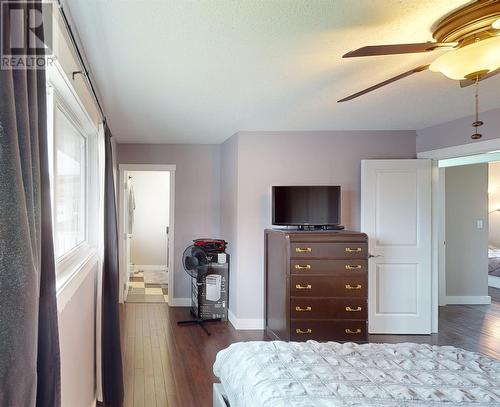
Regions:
[[47, 61, 100, 288], [54, 106, 87, 258]]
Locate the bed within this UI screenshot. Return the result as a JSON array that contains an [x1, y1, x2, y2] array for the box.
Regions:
[[488, 245, 500, 277], [213, 341, 500, 406]]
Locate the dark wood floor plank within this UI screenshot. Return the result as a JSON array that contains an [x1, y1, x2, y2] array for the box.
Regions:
[[133, 368, 145, 407], [149, 305, 168, 407], [160, 307, 199, 406], [167, 394, 179, 407], [122, 288, 500, 407], [123, 333, 135, 407], [134, 305, 144, 370], [155, 307, 177, 399], [143, 306, 156, 407]]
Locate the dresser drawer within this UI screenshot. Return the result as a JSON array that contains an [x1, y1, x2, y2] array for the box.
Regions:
[[290, 298, 367, 320], [290, 259, 367, 275], [291, 242, 368, 259], [290, 275, 367, 298], [290, 320, 367, 342]]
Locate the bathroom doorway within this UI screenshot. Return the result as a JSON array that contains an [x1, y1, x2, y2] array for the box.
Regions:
[[118, 164, 175, 304]]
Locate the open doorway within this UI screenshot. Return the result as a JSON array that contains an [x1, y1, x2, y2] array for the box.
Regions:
[[418, 142, 500, 332], [118, 164, 175, 304], [438, 153, 500, 306], [488, 162, 500, 289]]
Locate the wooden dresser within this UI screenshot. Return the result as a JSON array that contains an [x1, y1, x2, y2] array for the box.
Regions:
[[264, 229, 368, 342]]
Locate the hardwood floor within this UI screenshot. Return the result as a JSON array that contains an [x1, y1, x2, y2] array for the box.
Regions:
[[369, 286, 500, 360], [121, 304, 266, 407], [122, 287, 500, 407]]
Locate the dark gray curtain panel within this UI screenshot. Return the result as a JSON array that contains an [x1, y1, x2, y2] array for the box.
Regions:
[[0, 0, 61, 406], [100, 125, 124, 406]]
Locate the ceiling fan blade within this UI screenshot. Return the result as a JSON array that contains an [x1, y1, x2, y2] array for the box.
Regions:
[[459, 68, 500, 87], [343, 42, 456, 58], [337, 64, 429, 103]]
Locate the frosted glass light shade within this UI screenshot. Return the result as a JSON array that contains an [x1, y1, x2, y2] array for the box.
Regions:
[[429, 36, 500, 80]]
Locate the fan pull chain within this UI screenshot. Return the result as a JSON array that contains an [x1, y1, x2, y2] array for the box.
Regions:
[[471, 76, 483, 140]]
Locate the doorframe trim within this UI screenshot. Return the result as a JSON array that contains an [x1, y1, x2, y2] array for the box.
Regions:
[[418, 138, 500, 160], [118, 164, 176, 304], [418, 138, 500, 333]]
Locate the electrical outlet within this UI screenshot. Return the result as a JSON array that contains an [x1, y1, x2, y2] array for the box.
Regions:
[[476, 219, 484, 229]]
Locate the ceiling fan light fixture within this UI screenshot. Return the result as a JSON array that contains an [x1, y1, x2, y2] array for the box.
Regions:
[[429, 36, 500, 80], [492, 18, 500, 29]]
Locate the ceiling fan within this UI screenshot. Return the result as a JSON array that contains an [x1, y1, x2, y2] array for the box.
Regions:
[[338, 0, 500, 102]]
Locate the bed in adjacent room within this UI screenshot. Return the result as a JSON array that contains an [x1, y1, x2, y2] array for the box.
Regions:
[[488, 245, 500, 288], [213, 341, 500, 407], [489, 245, 500, 277]]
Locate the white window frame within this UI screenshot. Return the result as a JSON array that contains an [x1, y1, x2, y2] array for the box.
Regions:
[[46, 60, 100, 295], [52, 97, 88, 259]]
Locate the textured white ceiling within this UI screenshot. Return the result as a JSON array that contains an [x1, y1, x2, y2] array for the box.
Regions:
[[66, 0, 500, 143]]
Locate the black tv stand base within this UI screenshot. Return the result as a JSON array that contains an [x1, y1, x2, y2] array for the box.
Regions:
[[297, 225, 345, 231]]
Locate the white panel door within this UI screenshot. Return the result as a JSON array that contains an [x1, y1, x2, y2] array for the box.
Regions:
[[361, 160, 432, 334]]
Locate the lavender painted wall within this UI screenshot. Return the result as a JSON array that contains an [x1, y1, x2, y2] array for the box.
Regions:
[[225, 131, 417, 322], [417, 108, 500, 153], [117, 144, 221, 300], [445, 164, 489, 298], [58, 266, 97, 407]]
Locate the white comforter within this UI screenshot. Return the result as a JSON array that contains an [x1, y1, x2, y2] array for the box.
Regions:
[[213, 341, 500, 406]]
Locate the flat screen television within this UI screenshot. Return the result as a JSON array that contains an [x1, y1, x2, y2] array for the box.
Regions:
[[272, 185, 341, 227]]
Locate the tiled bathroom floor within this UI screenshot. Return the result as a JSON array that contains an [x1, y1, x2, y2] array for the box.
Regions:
[[126, 271, 168, 303]]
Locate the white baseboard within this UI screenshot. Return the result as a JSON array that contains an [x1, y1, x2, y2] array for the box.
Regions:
[[488, 275, 500, 289], [228, 309, 265, 330], [169, 297, 191, 307], [446, 295, 491, 305], [133, 264, 167, 272]]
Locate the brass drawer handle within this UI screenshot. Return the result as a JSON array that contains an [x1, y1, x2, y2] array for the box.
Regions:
[[345, 264, 362, 270], [346, 306, 362, 312], [295, 264, 311, 270], [295, 247, 312, 253], [295, 284, 312, 290], [345, 328, 361, 334], [296, 328, 312, 334], [295, 306, 312, 312], [345, 247, 362, 253], [345, 284, 362, 290]]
